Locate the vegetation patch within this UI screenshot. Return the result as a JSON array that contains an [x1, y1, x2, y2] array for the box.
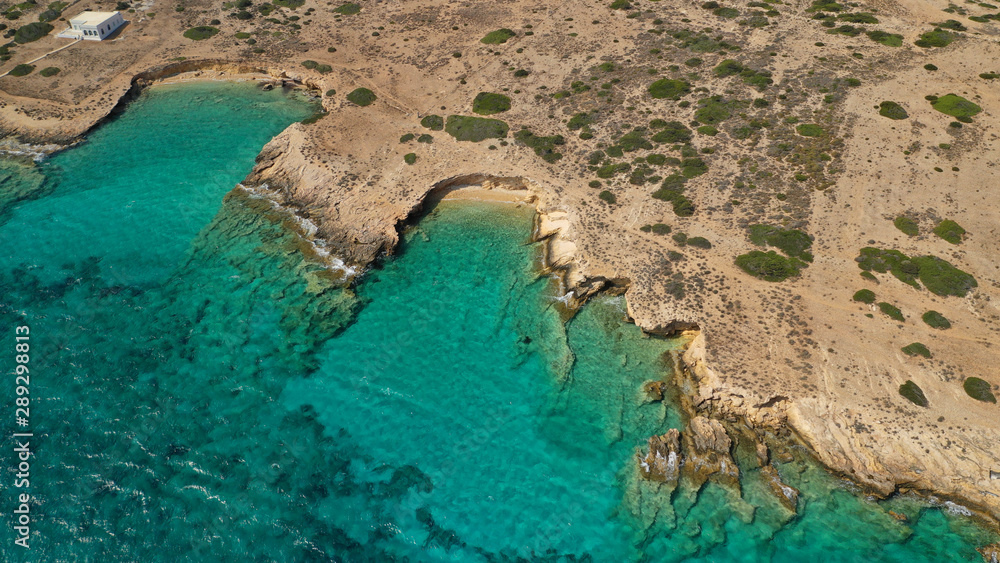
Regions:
[[13, 22, 53, 43], [748, 224, 813, 261], [893, 216, 919, 236], [878, 101, 908, 120], [599, 190, 617, 204], [472, 92, 511, 115], [183, 26, 220, 40], [347, 88, 377, 106], [8, 63, 33, 76], [867, 30, 903, 47], [853, 289, 876, 303], [932, 219, 966, 244], [651, 121, 692, 143], [795, 123, 824, 137], [445, 115, 509, 142], [931, 94, 981, 120], [481, 28, 516, 44], [713, 59, 773, 89], [333, 2, 361, 15], [963, 377, 996, 403], [648, 78, 691, 100], [899, 381, 929, 407], [902, 342, 931, 358], [421, 114, 444, 131], [915, 28, 957, 48], [652, 173, 694, 216], [921, 310, 951, 329], [912, 255, 977, 297], [514, 128, 565, 163], [878, 302, 904, 321], [403, 153, 417, 165], [735, 251, 805, 282], [39, 66, 59, 77]]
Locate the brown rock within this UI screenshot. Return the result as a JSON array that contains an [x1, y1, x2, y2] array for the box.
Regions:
[[643, 380, 666, 402], [637, 428, 681, 484], [682, 416, 740, 490], [979, 543, 1000, 563], [760, 464, 800, 513]]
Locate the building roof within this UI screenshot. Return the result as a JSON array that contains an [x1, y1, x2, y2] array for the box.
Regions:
[[69, 11, 120, 26]]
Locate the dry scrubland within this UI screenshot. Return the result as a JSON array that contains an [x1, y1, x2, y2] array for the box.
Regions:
[[1, 0, 1000, 530]]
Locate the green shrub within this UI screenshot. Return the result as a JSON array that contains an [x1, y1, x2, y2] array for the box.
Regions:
[[599, 190, 617, 204], [878, 101, 908, 120], [38, 66, 59, 77], [399, 133, 415, 143], [878, 302, 904, 321], [235, 32, 251, 39], [652, 173, 694, 216], [326, 89, 336, 97], [981, 72, 1000, 80], [567, 112, 594, 130], [697, 125, 718, 136], [902, 342, 931, 358], [748, 224, 813, 260], [694, 96, 736, 125], [274, 0, 305, 6], [931, 94, 981, 119], [13, 22, 53, 43], [924, 63, 938, 71], [912, 255, 977, 296], [481, 28, 516, 44], [914, 29, 956, 48], [796, 123, 824, 137], [183, 26, 220, 40], [681, 157, 708, 178], [403, 152, 416, 165], [853, 289, 876, 303], [687, 236, 712, 249], [648, 78, 691, 99], [735, 251, 804, 281], [856, 247, 920, 287], [922, 310, 951, 329], [714, 59, 744, 77], [963, 377, 996, 403], [651, 121, 692, 143], [899, 381, 928, 407], [866, 30, 902, 46], [684, 57, 703, 67], [333, 2, 361, 14], [8, 63, 33, 76], [932, 219, 966, 244], [610, 0, 632, 9], [417, 134, 433, 144], [421, 114, 444, 131], [893, 216, 919, 236], [300, 111, 329, 125], [714, 6, 739, 17], [445, 115, 509, 142], [347, 87, 377, 106], [472, 92, 511, 115], [302, 60, 319, 69], [514, 128, 565, 162], [651, 223, 671, 235]]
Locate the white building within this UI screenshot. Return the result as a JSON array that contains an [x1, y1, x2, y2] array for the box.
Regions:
[[57, 11, 125, 41]]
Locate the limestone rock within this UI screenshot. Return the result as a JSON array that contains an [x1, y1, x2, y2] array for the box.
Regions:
[[760, 464, 799, 513], [643, 380, 666, 402], [682, 416, 740, 490], [637, 428, 681, 484], [979, 543, 1000, 563]]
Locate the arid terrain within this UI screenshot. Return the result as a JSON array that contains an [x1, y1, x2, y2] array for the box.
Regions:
[[2, 0, 999, 531]]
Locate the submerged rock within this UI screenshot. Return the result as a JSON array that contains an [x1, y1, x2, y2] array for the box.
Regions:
[[760, 464, 800, 513], [643, 380, 666, 402], [637, 428, 681, 484], [979, 543, 1000, 563]]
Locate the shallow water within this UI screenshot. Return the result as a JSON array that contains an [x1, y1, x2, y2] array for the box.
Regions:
[[0, 81, 995, 561]]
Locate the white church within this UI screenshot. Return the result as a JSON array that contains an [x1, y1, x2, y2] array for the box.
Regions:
[[57, 11, 125, 41]]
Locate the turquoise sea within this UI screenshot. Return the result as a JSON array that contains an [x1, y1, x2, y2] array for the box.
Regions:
[[0, 81, 995, 561]]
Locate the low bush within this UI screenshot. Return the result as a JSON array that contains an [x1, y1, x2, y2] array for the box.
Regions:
[[931, 94, 981, 119], [39, 66, 59, 77], [912, 255, 977, 296], [932, 219, 966, 244], [893, 216, 919, 236], [922, 310, 951, 329], [853, 289, 876, 303], [963, 377, 996, 403], [346, 87, 377, 106], [878, 302, 904, 321], [687, 236, 712, 249], [748, 224, 813, 260], [445, 115, 509, 142], [403, 153, 416, 165], [899, 381, 929, 407], [399, 133, 415, 143], [714, 6, 739, 17], [599, 190, 617, 204], [901, 342, 931, 358], [8, 63, 33, 76], [421, 114, 444, 131], [481, 28, 516, 44], [417, 134, 433, 144], [648, 78, 691, 100], [915, 28, 956, 48], [651, 121, 692, 143], [879, 101, 908, 120], [514, 128, 565, 163], [472, 92, 511, 115], [183, 26, 220, 40], [13, 22, 53, 43], [333, 2, 360, 14], [796, 123, 824, 137], [652, 173, 695, 216], [735, 251, 804, 281], [567, 112, 594, 130]]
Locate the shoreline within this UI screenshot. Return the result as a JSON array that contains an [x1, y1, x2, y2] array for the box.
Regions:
[[4, 65, 999, 539]]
